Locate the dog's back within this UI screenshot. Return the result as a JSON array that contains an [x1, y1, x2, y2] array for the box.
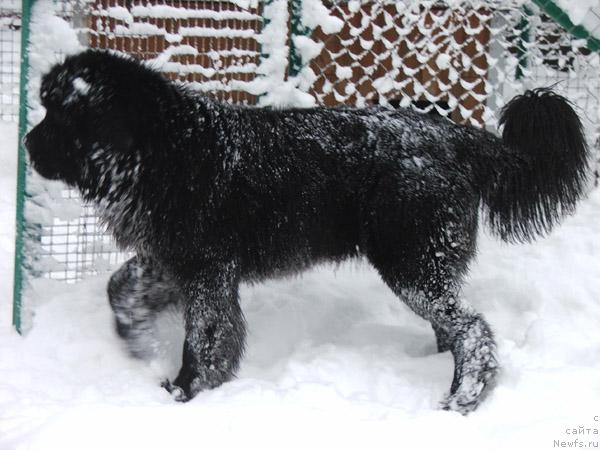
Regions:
[[197, 102, 491, 282]]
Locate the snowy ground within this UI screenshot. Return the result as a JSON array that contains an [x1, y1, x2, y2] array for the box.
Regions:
[[1, 113, 600, 449]]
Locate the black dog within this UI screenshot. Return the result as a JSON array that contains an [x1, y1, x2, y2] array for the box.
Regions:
[[26, 50, 589, 414]]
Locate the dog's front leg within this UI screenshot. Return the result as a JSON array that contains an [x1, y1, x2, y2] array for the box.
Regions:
[[108, 255, 183, 359], [163, 261, 246, 401]]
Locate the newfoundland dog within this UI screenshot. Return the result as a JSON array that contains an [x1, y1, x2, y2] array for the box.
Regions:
[[25, 50, 589, 414]]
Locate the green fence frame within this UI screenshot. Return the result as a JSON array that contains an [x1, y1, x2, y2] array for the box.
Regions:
[[288, 0, 310, 78], [12, 0, 34, 334], [534, 0, 600, 52]]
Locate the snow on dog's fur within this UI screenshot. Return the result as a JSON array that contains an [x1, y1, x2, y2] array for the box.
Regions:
[[25, 50, 589, 414]]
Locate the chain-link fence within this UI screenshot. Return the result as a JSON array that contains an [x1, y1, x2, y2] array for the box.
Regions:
[[0, 0, 21, 122], [9, 0, 600, 331], [89, 0, 264, 104]]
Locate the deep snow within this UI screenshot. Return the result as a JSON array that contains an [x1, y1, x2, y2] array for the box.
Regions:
[[1, 116, 600, 448]]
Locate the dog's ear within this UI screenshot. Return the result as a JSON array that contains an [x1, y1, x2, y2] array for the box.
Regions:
[[40, 68, 66, 108], [40, 64, 95, 114]]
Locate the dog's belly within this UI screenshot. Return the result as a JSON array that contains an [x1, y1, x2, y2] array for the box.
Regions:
[[238, 225, 360, 283]]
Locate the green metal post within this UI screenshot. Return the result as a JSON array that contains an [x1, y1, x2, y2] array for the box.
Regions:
[[515, 7, 531, 80], [256, 0, 272, 104], [288, 0, 310, 78], [533, 0, 600, 52], [13, 0, 34, 334], [259, 0, 271, 60]]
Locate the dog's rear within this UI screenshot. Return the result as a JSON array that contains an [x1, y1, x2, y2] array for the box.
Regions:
[[365, 88, 590, 413], [477, 88, 588, 242]]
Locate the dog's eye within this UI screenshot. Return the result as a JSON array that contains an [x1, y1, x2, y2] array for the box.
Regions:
[[47, 108, 69, 124], [40, 93, 51, 109]]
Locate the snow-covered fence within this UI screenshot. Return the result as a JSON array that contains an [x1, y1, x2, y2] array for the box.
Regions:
[[11, 0, 600, 331], [89, 0, 264, 104], [0, 0, 22, 122]]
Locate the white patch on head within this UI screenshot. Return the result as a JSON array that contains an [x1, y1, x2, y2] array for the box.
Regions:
[[73, 77, 91, 95], [64, 76, 91, 105]]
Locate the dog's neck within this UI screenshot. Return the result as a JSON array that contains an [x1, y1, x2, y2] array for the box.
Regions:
[[78, 91, 230, 252], [79, 142, 147, 250]]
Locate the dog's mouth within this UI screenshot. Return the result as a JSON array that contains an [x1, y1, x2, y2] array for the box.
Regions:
[[29, 158, 65, 181], [24, 133, 70, 182], [27, 154, 63, 181]]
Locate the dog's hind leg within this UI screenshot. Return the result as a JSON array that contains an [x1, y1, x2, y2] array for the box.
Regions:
[[377, 265, 499, 414], [107, 256, 182, 359], [365, 196, 498, 413], [432, 324, 452, 353], [162, 260, 246, 402]]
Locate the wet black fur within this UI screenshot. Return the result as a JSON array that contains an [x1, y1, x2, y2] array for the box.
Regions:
[[486, 88, 589, 241], [26, 50, 589, 413]]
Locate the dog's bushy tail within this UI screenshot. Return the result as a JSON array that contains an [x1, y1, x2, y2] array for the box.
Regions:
[[481, 88, 588, 242]]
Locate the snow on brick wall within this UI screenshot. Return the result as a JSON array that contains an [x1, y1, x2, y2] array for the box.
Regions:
[[89, 0, 264, 105]]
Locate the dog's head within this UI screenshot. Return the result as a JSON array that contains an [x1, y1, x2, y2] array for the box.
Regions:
[[25, 50, 162, 192]]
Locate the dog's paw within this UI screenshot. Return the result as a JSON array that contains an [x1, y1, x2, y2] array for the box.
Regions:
[[161, 368, 208, 402], [161, 379, 190, 402], [440, 392, 480, 415], [440, 368, 498, 415]]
